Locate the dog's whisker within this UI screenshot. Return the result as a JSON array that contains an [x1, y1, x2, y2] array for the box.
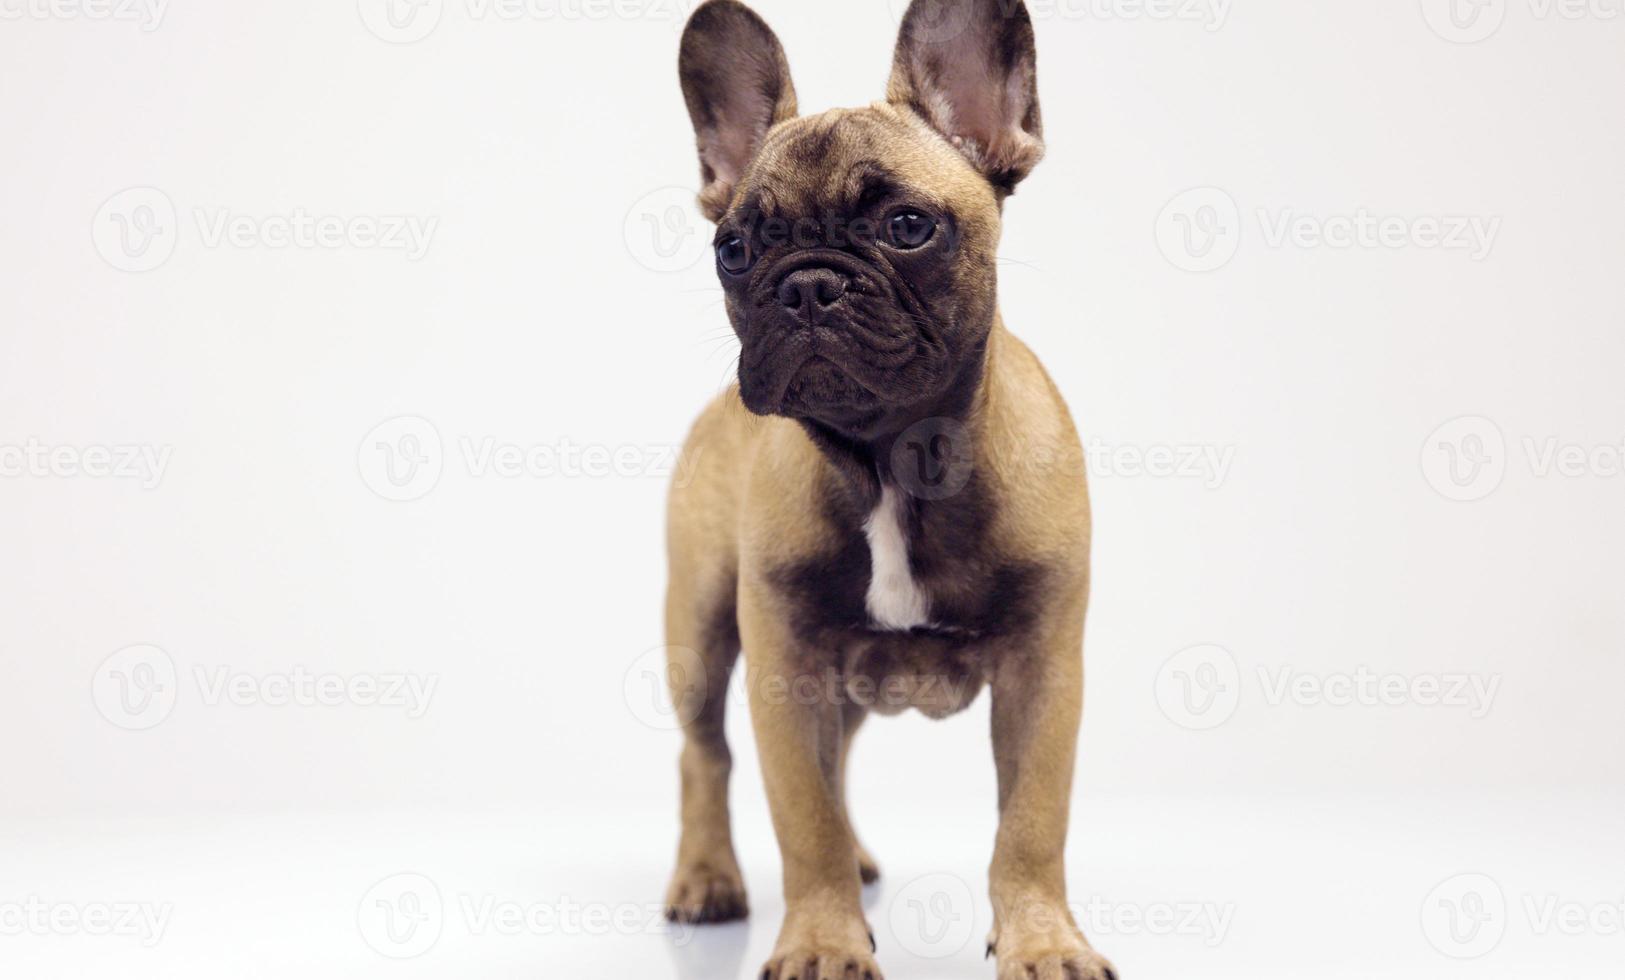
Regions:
[[994, 255, 1043, 272]]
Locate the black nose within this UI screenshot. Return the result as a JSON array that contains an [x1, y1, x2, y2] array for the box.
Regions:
[[776, 268, 849, 316]]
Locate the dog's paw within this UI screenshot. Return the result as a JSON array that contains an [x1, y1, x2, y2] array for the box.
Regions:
[[759, 947, 882, 980], [760, 916, 881, 980], [988, 923, 1118, 980], [664, 863, 748, 924], [990, 939, 1116, 980]]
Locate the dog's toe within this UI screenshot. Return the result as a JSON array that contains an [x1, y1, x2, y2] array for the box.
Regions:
[[664, 865, 748, 924], [856, 845, 881, 885]]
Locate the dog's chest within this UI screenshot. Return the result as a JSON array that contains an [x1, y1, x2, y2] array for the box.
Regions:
[[862, 486, 931, 631], [772, 478, 1043, 654]]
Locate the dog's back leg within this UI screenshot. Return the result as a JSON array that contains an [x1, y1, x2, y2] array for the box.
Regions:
[[661, 390, 756, 923], [662, 573, 747, 923], [838, 705, 881, 885]]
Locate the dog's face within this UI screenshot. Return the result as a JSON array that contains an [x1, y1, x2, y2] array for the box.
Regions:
[[714, 107, 1002, 430], [679, 0, 1045, 439]]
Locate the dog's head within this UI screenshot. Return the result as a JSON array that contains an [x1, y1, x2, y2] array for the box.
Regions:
[[678, 0, 1044, 439]]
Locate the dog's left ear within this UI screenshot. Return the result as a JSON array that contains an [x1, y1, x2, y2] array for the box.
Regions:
[[679, 0, 799, 222], [887, 0, 1045, 192]]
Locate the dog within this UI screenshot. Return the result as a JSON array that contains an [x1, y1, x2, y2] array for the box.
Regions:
[[660, 2, 1115, 978]]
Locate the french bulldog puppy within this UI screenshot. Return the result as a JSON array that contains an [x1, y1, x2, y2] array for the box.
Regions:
[[661, 2, 1116, 978]]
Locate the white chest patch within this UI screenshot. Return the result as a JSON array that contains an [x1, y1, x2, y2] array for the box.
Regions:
[[863, 486, 931, 632]]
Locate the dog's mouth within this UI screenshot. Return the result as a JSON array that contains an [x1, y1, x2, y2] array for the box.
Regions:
[[739, 343, 875, 416], [739, 337, 914, 425], [778, 355, 878, 415], [735, 257, 947, 426]]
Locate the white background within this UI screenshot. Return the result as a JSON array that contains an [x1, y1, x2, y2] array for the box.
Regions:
[[2, 0, 1622, 977]]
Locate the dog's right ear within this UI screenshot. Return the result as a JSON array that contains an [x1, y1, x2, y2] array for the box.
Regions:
[[679, 0, 798, 222], [887, 0, 1045, 193]]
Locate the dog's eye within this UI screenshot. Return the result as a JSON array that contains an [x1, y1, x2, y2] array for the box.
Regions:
[[886, 211, 937, 249], [715, 236, 752, 274]]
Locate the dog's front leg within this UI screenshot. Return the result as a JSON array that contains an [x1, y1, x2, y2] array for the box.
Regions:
[[740, 583, 881, 980], [987, 609, 1117, 980]]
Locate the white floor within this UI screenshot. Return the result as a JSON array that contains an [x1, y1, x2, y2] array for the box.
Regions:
[[3, 794, 1620, 979]]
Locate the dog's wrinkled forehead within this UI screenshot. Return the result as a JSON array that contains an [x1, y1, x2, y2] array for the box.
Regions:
[[732, 105, 997, 222]]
